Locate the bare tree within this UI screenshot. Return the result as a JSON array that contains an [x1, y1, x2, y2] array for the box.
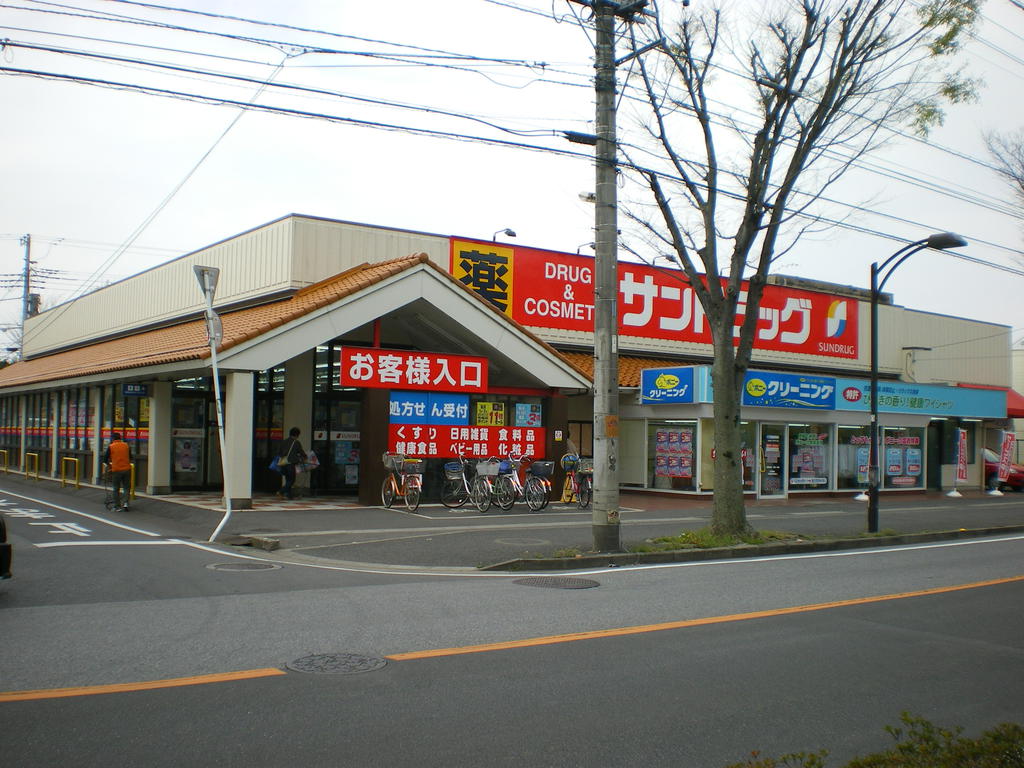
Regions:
[[622, 0, 979, 535], [986, 130, 1024, 210]]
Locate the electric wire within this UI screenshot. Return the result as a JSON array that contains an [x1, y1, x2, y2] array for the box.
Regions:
[[4, 0, 1023, 344]]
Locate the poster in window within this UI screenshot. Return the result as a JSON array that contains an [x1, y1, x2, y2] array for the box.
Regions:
[[174, 439, 199, 472], [886, 447, 904, 476], [905, 447, 922, 476], [514, 403, 542, 427], [475, 401, 506, 426], [655, 454, 669, 477], [655, 428, 693, 477]]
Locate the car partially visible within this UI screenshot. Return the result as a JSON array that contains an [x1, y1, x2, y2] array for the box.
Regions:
[[0, 516, 10, 580], [984, 448, 1024, 492]]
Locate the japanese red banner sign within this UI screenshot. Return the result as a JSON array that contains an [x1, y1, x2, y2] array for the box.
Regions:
[[956, 428, 968, 483], [450, 240, 858, 359], [389, 424, 546, 459], [340, 347, 488, 393], [998, 431, 1016, 482]]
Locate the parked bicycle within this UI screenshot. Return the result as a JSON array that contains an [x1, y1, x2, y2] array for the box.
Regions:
[[471, 456, 509, 513], [492, 453, 553, 512], [440, 453, 486, 510], [560, 453, 592, 508], [381, 452, 424, 512]]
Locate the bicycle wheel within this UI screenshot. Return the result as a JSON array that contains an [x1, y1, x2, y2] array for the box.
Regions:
[[524, 476, 548, 512], [577, 475, 592, 508], [494, 475, 516, 511], [440, 478, 469, 508], [404, 476, 422, 512], [470, 476, 492, 513], [381, 474, 396, 508]]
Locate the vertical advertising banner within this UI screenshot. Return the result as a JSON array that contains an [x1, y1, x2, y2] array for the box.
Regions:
[[956, 428, 969, 483], [998, 431, 1016, 482]]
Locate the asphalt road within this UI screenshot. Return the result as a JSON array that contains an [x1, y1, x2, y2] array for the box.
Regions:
[[2, 481, 1022, 766]]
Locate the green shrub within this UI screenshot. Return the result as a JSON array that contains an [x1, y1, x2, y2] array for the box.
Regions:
[[723, 714, 1024, 768]]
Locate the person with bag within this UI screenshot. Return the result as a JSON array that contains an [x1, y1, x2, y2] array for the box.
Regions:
[[276, 426, 305, 500]]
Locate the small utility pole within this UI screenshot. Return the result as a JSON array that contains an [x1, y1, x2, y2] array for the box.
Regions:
[[19, 234, 31, 359]]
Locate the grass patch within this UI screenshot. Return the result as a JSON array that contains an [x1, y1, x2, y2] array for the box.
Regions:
[[629, 527, 811, 553]]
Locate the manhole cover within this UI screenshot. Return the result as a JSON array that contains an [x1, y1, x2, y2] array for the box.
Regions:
[[513, 576, 600, 589], [286, 653, 387, 675], [206, 562, 282, 572]]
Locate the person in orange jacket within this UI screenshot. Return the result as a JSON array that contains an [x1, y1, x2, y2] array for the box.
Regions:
[[102, 432, 133, 511]]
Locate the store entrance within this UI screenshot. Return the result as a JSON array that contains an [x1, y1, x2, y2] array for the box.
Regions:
[[758, 424, 787, 498], [171, 394, 218, 490]]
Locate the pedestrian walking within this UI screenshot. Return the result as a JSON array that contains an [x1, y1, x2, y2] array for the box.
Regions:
[[276, 427, 305, 500]]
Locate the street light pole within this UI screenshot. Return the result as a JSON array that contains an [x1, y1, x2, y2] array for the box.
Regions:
[[867, 233, 967, 533], [193, 265, 233, 543]]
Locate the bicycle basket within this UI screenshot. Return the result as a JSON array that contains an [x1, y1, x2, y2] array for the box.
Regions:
[[402, 458, 425, 475], [498, 460, 514, 475], [528, 460, 554, 478], [560, 454, 579, 471], [383, 453, 405, 472], [578, 458, 594, 475], [443, 461, 464, 481], [476, 460, 499, 476]]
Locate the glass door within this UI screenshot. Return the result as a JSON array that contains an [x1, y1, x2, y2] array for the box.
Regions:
[[758, 423, 787, 498]]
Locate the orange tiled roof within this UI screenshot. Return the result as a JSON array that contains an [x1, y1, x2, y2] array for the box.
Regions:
[[0, 254, 591, 390], [558, 351, 689, 388]]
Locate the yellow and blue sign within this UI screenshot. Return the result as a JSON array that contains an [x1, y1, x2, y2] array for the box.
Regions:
[[640, 366, 695, 404], [741, 371, 836, 409]]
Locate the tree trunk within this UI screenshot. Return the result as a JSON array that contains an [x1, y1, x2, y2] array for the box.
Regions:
[[710, 344, 749, 536]]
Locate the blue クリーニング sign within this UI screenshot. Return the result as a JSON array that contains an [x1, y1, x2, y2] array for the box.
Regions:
[[742, 371, 836, 409], [640, 366, 695, 404]]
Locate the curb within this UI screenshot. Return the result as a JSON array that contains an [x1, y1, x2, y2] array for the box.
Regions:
[[479, 524, 1024, 571]]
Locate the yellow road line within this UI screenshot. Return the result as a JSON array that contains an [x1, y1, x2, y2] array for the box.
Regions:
[[0, 667, 286, 702], [6, 575, 1022, 699], [386, 574, 1024, 660]]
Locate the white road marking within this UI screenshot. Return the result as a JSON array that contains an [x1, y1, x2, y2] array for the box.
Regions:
[[34, 540, 183, 548]]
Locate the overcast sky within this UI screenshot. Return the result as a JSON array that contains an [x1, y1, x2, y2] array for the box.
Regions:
[[2, 0, 1023, 360]]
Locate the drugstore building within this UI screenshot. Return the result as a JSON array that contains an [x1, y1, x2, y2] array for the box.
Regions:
[[0, 214, 1019, 505]]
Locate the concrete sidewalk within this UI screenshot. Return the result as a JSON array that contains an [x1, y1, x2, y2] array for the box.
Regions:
[[3, 473, 1023, 571]]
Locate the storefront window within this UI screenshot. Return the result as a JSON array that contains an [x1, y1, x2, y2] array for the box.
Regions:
[[788, 423, 832, 491], [701, 420, 755, 492], [882, 426, 925, 489], [26, 392, 51, 450], [0, 396, 18, 453], [837, 425, 871, 490], [649, 421, 696, 491], [568, 420, 593, 458]]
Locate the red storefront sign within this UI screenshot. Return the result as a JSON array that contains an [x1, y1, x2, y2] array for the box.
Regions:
[[340, 347, 488, 393], [389, 424, 546, 459], [450, 240, 858, 359]]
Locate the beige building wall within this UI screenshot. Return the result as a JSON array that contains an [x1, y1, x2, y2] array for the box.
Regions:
[[21, 214, 1014, 392]]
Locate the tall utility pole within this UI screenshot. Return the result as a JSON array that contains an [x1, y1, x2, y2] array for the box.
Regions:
[[591, 0, 621, 552], [19, 234, 31, 360], [570, 0, 649, 551]]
